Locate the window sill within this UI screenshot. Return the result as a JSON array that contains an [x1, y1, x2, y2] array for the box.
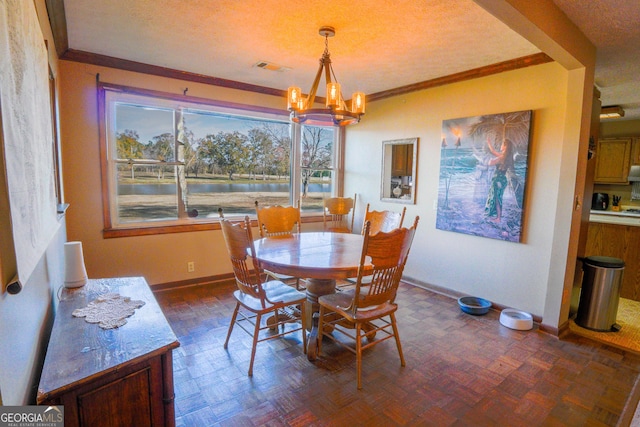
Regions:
[[103, 214, 324, 238]]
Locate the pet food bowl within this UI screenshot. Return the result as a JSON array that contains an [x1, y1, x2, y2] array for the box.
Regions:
[[457, 296, 491, 315], [499, 309, 533, 330]]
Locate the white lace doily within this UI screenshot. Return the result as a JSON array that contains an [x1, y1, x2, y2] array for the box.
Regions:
[[72, 293, 145, 329]]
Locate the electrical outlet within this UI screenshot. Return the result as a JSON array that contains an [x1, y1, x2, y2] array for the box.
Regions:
[[187, 261, 195, 272]]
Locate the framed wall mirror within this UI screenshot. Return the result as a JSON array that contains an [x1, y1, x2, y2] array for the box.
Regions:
[[381, 138, 418, 204]]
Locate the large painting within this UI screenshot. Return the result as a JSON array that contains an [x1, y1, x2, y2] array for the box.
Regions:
[[436, 110, 532, 242]]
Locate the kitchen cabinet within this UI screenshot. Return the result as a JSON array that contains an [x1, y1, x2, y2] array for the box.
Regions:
[[631, 137, 640, 165], [594, 137, 632, 183], [585, 222, 640, 301], [391, 144, 413, 176], [37, 277, 179, 427]]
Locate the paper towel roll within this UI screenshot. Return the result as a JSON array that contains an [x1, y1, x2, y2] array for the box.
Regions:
[[64, 241, 88, 288]]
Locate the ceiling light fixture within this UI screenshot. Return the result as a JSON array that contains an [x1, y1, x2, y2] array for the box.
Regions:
[[600, 105, 625, 119], [287, 26, 365, 127], [254, 61, 291, 72]]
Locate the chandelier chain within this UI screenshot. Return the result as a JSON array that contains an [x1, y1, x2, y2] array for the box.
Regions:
[[324, 34, 338, 87]]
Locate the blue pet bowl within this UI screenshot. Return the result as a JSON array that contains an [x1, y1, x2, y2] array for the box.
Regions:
[[458, 296, 491, 315]]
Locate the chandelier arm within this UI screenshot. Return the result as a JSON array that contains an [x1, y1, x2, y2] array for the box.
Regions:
[[323, 55, 333, 88], [326, 61, 350, 111], [306, 59, 326, 108]]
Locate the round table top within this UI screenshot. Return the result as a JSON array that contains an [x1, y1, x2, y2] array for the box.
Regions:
[[253, 232, 367, 280]]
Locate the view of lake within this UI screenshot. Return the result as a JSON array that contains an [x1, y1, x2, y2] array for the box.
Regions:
[[118, 182, 331, 195]]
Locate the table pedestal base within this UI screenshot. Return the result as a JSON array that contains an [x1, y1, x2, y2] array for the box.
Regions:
[[304, 278, 336, 361]]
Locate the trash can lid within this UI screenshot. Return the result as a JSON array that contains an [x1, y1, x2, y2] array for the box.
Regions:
[[583, 256, 625, 268]]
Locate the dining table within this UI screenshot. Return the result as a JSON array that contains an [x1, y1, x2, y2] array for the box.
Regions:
[[253, 231, 370, 360]]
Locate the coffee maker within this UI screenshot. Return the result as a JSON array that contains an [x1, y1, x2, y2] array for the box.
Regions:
[[591, 193, 609, 210]]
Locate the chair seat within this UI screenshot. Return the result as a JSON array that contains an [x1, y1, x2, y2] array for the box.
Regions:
[[265, 270, 296, 281], [263, 280, 306, 301], [264, 269, 306, 290], [319, 290, 398, 323], [234, 280, 306, 313]]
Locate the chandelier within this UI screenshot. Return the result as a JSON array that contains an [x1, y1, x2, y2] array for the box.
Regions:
[[287, 26, 365, 127]]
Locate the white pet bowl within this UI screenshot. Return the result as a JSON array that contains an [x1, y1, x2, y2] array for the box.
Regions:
[[500, 309, 533, 331]]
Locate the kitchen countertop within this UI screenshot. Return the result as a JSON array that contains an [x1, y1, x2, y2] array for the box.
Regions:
[[590, 209, 640, 226]]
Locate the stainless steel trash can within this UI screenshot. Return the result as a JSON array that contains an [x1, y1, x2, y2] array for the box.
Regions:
[[576, 256, 624, 332]]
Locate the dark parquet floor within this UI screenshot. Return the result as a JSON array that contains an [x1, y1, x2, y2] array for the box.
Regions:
[[154, 281, 640, 426]]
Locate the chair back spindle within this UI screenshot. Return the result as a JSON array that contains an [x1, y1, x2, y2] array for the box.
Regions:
[[219, 216, 264, 304]]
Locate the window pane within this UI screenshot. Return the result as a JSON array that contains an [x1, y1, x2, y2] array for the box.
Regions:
[[181, 110, 291, 218], [117, 165, 179, 222], [114, 104, 178, 223], [301, 126, 333, 212]]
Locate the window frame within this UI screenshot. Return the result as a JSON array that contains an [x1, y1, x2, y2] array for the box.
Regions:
[[98, 82, 345, 237]]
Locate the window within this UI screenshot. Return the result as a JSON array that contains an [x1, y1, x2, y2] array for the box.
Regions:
[[99, 83, 342, 235], [300, 126, 336, 210]]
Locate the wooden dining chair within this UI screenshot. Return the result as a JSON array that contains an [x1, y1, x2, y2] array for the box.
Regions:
[[254, 200, 305, 289], [323, 193, 356, 233], [219, 215, 307, 376], [317, 216, 419, 389], [361, 204, 406, 235]]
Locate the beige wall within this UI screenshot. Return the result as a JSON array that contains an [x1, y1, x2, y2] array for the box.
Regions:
[[345, 62, 571, 319]]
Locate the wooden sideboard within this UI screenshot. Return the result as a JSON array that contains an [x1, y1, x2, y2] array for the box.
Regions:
[[37, 277, 179, 427]]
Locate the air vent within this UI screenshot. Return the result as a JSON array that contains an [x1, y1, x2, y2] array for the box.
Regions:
[[253, 61, 291, 72]]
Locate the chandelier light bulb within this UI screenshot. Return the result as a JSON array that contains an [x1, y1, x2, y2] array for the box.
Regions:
[[352, 92, 365, 114], [287, 86, 302, 110], [326, 82, 341, 107]]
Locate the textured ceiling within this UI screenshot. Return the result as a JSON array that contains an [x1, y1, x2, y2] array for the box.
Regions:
[[61, 0, 639, 120], [552, 0, 640, 120]]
